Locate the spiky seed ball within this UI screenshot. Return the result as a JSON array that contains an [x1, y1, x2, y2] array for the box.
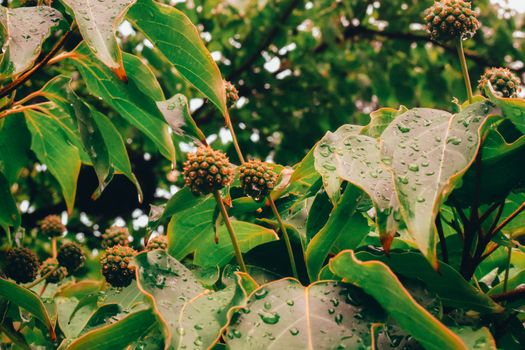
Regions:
[[100, 245, 137, 287], [224, 80, 239, 107], [40, 258, 67, 283], [4, 248, 40, 283], [424, 0, 480, 42], [478, 67, 521, 98], [146, 235, 168, 251], [182, 147, 234, 195], [239, 160, 278, 201], [57, 243, 86, 273], [40, 215, 66, 238], [102, 226, 130, 249]]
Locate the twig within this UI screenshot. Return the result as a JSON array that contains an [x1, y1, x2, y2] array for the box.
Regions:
[[24, 265, 58, 289], [491, 285, 525, 302], [489, 202, 525, 237], [435, 213, 448, 264]]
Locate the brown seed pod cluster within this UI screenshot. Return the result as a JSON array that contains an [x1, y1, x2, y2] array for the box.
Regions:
[[40, 215, 66, 238], [424, 0, 480, 42], [224, 80, 239, 107], [238, 160, 278, 201], [102, 226, 130, 249], [4, 247, 40, 283], [57, 242, 86, 273], [183, 147, 234, 195], [146, 235, 168, 251], [478, 67, 521, 98], [100, 245, 137, 287]]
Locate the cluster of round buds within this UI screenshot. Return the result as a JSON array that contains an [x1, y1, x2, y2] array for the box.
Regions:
[[238, 160, 278, 201], [100, 245, 137, 287], [40, 215, 66, 238], [146, 235, 168, 251], [4, 247, 40, 283], [424, 0, 480, 42], [224, 80, 239, 107], [478, 67, 521, 98], [57, 242, 86, 273], [40, 258, 67, 283], [183, 147, 234, 195], [102, 226, 130, 249]]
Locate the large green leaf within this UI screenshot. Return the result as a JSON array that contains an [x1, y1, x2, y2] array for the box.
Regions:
[[0, 278, 55, 340], [71, 44, 175, 162], [127, 0, 227, 115], [134, 251, 242, 349], [361, 105, 407, 138], [0, 6, 62, 77], [194, 221, 278, 267], [329, 250, 467, 350], [353, 252, 503, 313], [25, 109, 81, 213], [66, 308, 157, 350], [60, 0, 136, 80], [305, 186, 368, 281], [0, 171, 20, 229], [334, 134, 400, 250], [314, 124, 362, 204], [226, 278, 378, 349], [380, 102, 499, 266], [0, 115, 31, 185]]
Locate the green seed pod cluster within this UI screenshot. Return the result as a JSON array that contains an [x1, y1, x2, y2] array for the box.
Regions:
[[102, 226, 130, 249], [4, 247, 40, 283], [57, 242, 86, 273], [224, 80, 239, 107], [40, 215, 66, 238], [40, 258, 68, 283], [100, 245, 137, 287], [146, 235, 168, 251], [183, 147, 234, 195], [478, 67, 521, 98], [424, 0, 480, 42], [238, 160, 278, 201]]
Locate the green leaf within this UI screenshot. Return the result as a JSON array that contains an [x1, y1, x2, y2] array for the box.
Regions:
[[314, 124, 362, 204], [361, 105, 408, 138], [71, 44, 175, 162], [157, 94, 207, 144], [0, 278, 55, 341], [334, 134, 400, 250], [0, 115, 31, 185], [305, 186, 368, 281], [134, 251, 241, 349], [25, 109, 81, 213], [353, 251, 503, 313], [452, 327, 497, 350], [71, 93, 112, 198], [500, 192, 525, 239], [329, 250, 468, 350], [127, 0, 227, 115], [66, 308, 157, 350], [380, 102, 500, 266], [0, 6, 63, 77], [60, 0, 136, 80], [91, 109, 143, 201], [225, 278, 377, 349], [194, 221, 278, 267], [485, 84, 525, 134], [0, 171, 20, 229]]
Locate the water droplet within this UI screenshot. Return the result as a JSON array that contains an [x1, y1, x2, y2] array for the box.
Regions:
[[254, 288, 268, 299], [290, 327, 300, 336], [264, 302, 272, 310], [286, 299, 294, 306], [335, 314, 343, 325], [447, 136, 462, 145], [408, 163, 419, 172], [397, 122, 410, 133], [258, 310, 280, 325]]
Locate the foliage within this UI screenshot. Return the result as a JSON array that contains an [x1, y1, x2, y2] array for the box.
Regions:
[[1, 0, 525, 349]]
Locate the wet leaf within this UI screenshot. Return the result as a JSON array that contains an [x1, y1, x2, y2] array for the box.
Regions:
[[330, 250, 468, 350], [226, 278, 377, 349], [485, 84, 525, 134], [334, 134, 400, 250], [0, 6, 62, 77], [157, 94, 207, 144], [61, 0, 136, 80], [362, 105, 408, 138], [314, 124, 362, 204], [127, 0, 227, 115], [380, 102, 500, 266]]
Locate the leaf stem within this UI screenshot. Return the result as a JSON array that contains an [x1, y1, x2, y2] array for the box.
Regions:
[[224, 110, 245, 163], [24, 265, 58, 289], [489, 202, 525, 237], [456, 39, 473, 104], [213, 190, 247, 272], [435, 214, 448, 264], [5, 226, 12, 248], [268, 196, 299, 279], [52, 238, 57, 258], [503, 247, 512, 293]]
